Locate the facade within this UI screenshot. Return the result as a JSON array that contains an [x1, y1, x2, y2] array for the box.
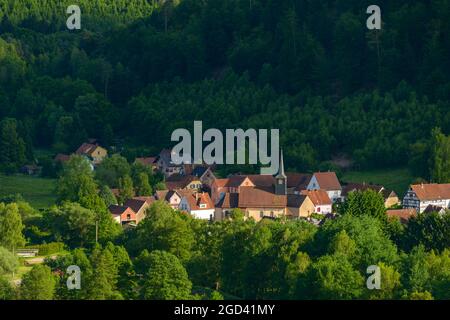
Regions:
[[155, 190, 185, 209], [403, 183, 450, 213], [165, 174, 203, 192], [75, 142, 108, 165], [300, 189, 333, 214], [179, 192, 215, 220], [109, 205, 137, 225], [307, 172, 342, 203], [157, 149, 184, 178]]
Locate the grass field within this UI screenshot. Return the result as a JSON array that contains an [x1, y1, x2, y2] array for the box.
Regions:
[[341, 168, 414, 197], [0, 174, 57, 209]]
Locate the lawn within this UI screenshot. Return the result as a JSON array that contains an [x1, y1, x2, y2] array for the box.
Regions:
[[341, 168, 414, 197], [0, 174, 57, 209]]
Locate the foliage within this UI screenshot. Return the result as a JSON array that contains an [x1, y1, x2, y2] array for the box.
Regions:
[[20, 264, 56, 300]]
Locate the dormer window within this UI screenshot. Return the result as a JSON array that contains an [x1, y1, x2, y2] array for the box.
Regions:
[[200, 204, 207, 209]]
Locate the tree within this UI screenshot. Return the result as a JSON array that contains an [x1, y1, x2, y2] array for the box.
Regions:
[[85, 245, 122, 300], [0, 246, 19, 276], [405, 212, 450, 252], [20, 265, 56, 300], [338, 189, 386, 222], [135, 172, 152, 196], [0, 118, 26, 173], [0, 203, 25, 253], [141, 250, 192, 300], [0, 276, 16, 300], [56, 155, 98, 204], [95, 154, 131, 188], [43, 202, 96, 248], [429, 128, 450, 183], [117, 175, 134, 204], [310, 255, 364, 300], [99, 185, 117, 207], [131, 201, 195, 262]]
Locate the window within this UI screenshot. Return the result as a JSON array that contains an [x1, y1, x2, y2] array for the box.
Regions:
[[317, 207, 321, 212], [126, 214, 131, 220], [200, 204, 206, 208], [270, 211, 274, 217], [278, 179, 283, 185], [260, 211, 264, 218]]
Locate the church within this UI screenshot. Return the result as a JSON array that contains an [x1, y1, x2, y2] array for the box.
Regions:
[[215, 152, 317, 221]]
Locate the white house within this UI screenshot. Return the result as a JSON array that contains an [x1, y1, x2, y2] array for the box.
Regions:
[[300, 189, 333, 215], [307, 172, 342, 203], [403, 183, 450, 213], [179, 192, 215, 220]]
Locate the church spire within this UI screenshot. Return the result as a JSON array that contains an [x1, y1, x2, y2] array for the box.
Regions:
[[275, 149, 287, 195], [276, 149, 286, 179]]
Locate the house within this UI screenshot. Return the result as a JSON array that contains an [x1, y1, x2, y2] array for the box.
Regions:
[[179, 192, 215, 220], [286, 194, 316, 218], [211, 174, 276, 205], [307, 172, 342, 202], [341, 182, 400, 208], [286, 173, 313, 194], [165, 174, 203, 192], [75, 142, 108, 165], [192, 166, 216, 190], [123, 198, 154, 223], [109, 205, 137, 225], [402, 183, 450, 213], [157, 149, 184, 178], [155, 190, 186, 209], [135, 157, 158, 172], [300, 189, 333, 214], [386, 208, 417, 224]]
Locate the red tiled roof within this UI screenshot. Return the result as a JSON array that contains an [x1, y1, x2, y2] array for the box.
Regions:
[[411, 184, 450, 201], [135, 157, 157, 166], [313, 172, 342, 191], [76, 143, 98, 156], [387, 208, 416, 223], [184, 192, 214, 210], [301, 189, 332, 206], [238, 187, 286, 208], [216, 192, 239, 208]]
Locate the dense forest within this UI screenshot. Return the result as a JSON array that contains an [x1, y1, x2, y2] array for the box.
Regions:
[[0, 0, 449, 178], [0, 1, 449, 301]]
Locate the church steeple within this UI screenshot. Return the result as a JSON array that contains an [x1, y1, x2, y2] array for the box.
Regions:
[[275, 149, 287, 195]]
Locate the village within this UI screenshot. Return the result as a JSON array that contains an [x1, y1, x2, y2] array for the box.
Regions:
[[52, 140, 450, 228]]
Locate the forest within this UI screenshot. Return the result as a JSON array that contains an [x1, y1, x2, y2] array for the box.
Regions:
[[0, 0, 449, 301], [0, 0, 449, 178]]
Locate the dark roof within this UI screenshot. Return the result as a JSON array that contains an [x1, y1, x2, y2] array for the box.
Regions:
[[286, 173, 312, 190], [423, 205, 445, 214], [192, 166, 209, 177], [165, 174, 199, 190], [108, 205, 134, 216], [124, 198, 148, 213], [287, 194, 308, 207]]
